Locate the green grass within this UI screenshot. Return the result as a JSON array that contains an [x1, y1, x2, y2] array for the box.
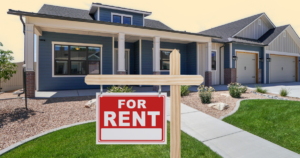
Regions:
[[223, 99, 300, 154], [255, 85, 268, 93], [2, 122, 220, 158]]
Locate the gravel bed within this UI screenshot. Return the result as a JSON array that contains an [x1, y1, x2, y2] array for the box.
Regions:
[[181, 90, 300, 119], [0, 96, 95, 150]]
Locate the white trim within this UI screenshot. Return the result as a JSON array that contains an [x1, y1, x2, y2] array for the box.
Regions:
[[265, 50, 300, 56], [268, 57, 270, 84], [229, 43, 232, 68], [158, 48, 178, 72], [35, 35, 39, 91], [111, 13, 133, 25], [91, 4, 151, 16], [197, 43, 199, 75], [211, 49, 217, 72], [221, 46, 224, 84], [114, 48, 130, 74], [51, 41, 103, 77], [232, 13, 276, 37], [264, 46, 267, 84], [143, 14, 145, 27], [97, 7, 100, 21], [112, 36, 114, 74]]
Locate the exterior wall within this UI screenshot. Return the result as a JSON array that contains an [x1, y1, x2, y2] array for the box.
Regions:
[[94, 8, 99, 20], [186, 42, 197, 75], [224, 43, 230, 68], [236, 17, 272, 40], [266, 31, 300, 54], [266, 54, 270, 84], [99, 8, 144, 26], [134, 41, 140, 74], [38, 32, 113, 91]]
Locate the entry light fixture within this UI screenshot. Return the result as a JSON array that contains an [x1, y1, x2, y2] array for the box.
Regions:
[[267, 57, 271, 62], [232, 56, 238, 61], [259, 58, 264, 62], [75, 47, 80, 51]]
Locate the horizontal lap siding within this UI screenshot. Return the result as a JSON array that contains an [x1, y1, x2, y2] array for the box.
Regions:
[[186, 42, 197, 75], [99, 8, 144, 26], [39, 32, 112, 91], [224, 43, 230, 68], [134, 41, 140, 74], [114, 42, 135, 74]]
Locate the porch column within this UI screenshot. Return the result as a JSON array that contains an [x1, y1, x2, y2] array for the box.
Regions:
[[118, 33, 126, 74], [24, 24, 35, 98], [153, 36, 160, 91], [205, 42, 212, 87], [34, 26, 42, 91]]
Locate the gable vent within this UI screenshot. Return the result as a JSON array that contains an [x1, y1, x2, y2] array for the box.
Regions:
[[258, 19, 261, 26], [283, 31, 286, 38]]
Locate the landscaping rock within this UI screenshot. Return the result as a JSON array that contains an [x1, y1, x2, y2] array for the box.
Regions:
[[220, 93, 230, 97], [85, 99, 96, 109], [207, 102, 229, 111]]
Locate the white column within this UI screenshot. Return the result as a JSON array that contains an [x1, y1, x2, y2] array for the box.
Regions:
[[229, 43, 232, 68], [206, 42, 212, 71], [264, 47, 267, 84], [34, 26, 42, 91], [153, 36, 160, 72], [118, 33, 125, 73], [25, 24, 35, 72]]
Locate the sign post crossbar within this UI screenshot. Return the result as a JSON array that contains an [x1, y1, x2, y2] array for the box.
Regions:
[[85, 50, 203, 158]]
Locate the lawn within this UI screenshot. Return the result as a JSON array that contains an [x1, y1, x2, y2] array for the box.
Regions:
[[223, 99, 300, 154], [2, 122, 220, 158]]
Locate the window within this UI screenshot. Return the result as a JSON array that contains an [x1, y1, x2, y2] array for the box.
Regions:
[[211, 51, 216, 70], [160, 50, 171, 70], [54, 45, 101, 75], [111, 13, 132, 25]]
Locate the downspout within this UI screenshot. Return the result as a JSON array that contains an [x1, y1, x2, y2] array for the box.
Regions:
[[20, 15, 27, 110], [219, 44, 225, 84]]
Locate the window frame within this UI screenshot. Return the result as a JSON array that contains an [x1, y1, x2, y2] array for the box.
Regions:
[[155, 48, 176, 71], [52, 42, 103, 77], [211, 51, 217, 71], [111, 13, 133, 25]]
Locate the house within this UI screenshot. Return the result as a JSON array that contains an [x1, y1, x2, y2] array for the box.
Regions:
[[7, 3, 300, 98]]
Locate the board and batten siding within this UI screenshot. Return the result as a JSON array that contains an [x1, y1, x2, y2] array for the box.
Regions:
[[99, 8, 144, 26], [38, 32, 113, 91], [236, 17, 273, 40], [266, 31, 300, 54]]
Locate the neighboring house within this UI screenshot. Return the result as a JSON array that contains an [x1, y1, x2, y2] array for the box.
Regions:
[[200, 13, 300, 85], [7, 3, 300, 98]]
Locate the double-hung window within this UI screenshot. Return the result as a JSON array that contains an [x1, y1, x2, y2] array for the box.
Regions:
[[112, 13, 132, 25], [160, 50, 172, 70], [54, 44, 101, 76]]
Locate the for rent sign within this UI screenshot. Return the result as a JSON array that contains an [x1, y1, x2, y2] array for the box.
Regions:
[[96, 93, 167, 144]]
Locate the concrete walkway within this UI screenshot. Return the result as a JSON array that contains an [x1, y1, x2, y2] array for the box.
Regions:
[[165, 98, 300, 158]]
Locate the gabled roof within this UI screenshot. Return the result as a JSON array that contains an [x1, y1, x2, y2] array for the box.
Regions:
[[37, 4, 170, 31], [199, 13, 264, 43], [259, 25, 290, 44]]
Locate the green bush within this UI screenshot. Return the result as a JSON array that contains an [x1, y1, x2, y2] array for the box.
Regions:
[[181, 85, 190, 96], [198, 85, 215, 104], [256, 85, 268, 93], [240, 86, 248, 93], [107, 86, 135, 93], [280, 88, 289, 97], [228, 83, 243, 98]]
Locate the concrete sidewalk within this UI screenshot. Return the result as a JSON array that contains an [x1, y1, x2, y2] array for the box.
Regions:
[[165, 98, 300, 158]]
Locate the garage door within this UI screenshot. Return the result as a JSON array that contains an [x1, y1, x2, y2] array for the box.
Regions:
[[237, 52, 256, 84], [270, 55, 295, 83]]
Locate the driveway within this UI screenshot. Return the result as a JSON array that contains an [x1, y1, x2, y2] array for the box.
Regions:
[[245, 82, 300, 98]]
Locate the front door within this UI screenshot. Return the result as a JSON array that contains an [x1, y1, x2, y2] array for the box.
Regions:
[[114, 49, 130, 74]]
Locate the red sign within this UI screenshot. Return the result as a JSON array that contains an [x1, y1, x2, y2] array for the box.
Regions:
[[96, 93, 167, 144]]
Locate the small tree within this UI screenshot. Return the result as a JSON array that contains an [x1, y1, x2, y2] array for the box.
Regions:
[[0, 43, 17, 92]]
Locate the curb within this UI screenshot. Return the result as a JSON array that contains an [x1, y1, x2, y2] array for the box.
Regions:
[[0, 120, 96, 156]]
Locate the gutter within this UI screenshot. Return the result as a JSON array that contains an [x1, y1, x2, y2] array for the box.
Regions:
[[20, 15, 25, 34], [7, 9, 222, 39]]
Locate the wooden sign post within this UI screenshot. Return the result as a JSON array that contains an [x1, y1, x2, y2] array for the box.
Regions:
[[85, 50, 203, 158]]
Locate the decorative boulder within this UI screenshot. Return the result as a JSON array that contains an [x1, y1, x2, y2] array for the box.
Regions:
[[207, 102, 229, 111], [85, 99, 96, 109]]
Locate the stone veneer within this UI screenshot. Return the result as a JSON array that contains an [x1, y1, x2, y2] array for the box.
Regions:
[[205, 71, 212, 87], [26, 71, 35, 98], [224, 68, 236, 85]]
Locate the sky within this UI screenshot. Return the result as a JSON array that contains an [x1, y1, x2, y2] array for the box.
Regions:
[[1, 0, 300, 63]]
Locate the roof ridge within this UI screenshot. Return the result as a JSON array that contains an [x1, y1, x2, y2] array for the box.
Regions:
[[199, 12, 264, 33]]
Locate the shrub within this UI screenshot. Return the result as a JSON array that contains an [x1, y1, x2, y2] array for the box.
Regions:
[[256, 85, 268, 93], [181, 85, 190, 96], [240, 86, 248, 93], [228, 83, 243, 98], [280, 88, 289, 97], [198, 85, 215, 104], [107, 86, 135, 93]]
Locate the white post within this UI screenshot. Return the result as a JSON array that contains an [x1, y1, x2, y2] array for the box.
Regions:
[[25, 24, 35, 72], [34, 26, 42, 91], [153, 37, 160, 72], [264, 47, 267, 84], [118, 33, 125, 74], [206, 42, 212, 71]]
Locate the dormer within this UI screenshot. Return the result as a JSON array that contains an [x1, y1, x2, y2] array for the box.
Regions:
[[89, 3, 152, 27], [233, 13, 276, 40]]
